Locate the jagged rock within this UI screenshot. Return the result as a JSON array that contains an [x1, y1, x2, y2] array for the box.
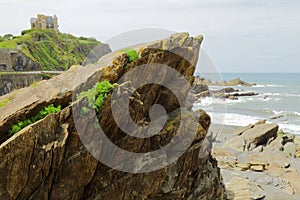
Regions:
[[269, 114, 284, 120], [284, 142, 296, 158], [194, 90, 210, 98], [226, 177, 265, 200], [195, 77, 256, 87], [233, 124, 254, 136], [191, 78, 209, 94], [0, 33, 225, 199], [212, 147, 237, 169], [255, 119, 266, 125], [224, 87, 238, 93], [236, 163, 250, 171], [295, 137, 300, 158], [224, 92, 258, 98], [227, 95, 238, 100], [225, 123, 279, 151], [250, 165, 265, 172]]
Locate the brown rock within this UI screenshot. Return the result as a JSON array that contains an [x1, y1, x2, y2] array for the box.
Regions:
[[294, 136, 300, 158], [192, 77, 209, 94], [226, 177, 265, 200], [0, 33, 226, 199], [236, 163, 250, 171], [233, 124, 254, 136], [250, 165, 265, 172], [212, 147, 237, 169], [225, 123, 279, 151]]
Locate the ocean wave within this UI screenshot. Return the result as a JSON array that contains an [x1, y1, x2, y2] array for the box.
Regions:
[[207, 112, 262, 126], [194, 95, 282, 107], [253, 84, 285, 88], [264, 109, 300, 118], [284, 93, 300, 97], [194, 97, 244, 107], [262, 93, 300, 98], [207, 112, 300, 135], [277, 123, 300, 135]]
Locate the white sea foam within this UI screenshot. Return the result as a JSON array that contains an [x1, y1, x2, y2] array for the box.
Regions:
[[207, 112, 262, 127], [277, 123, 300, 135], [262, 93, 300, 98], [194, 97, 246, 107], [266, 109, 300, 117], [208, 112, 300, 135], [253, 84, 285, 88]]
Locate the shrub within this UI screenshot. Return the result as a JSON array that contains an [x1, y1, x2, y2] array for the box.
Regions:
[[42, 73, 52, 80], [21, 29, 32, 35], [9, 104, 61, 135], [3, 34, 13, 40], [77, 80, 114, 112], [122, 48, 139, 62]]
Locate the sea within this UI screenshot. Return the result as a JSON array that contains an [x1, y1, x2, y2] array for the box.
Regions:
[[193, 73, 300, 135]]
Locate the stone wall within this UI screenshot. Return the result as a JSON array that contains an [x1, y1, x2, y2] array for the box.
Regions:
[[0, 72, 61, 96], [0, 49, 13, 71]]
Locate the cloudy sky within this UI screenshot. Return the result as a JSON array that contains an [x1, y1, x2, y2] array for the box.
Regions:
[[1, 0, 300, 72]]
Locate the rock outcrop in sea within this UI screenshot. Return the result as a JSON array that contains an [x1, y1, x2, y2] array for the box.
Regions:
[[0, 33, 225, 199], [192, 77, 258, 101]]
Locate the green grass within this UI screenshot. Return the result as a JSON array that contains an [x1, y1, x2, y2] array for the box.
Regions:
[[9, 104, 61, 135], [0, 29, 101, 71], [0, 40, 18, 49], [122, 48, 139, 63]]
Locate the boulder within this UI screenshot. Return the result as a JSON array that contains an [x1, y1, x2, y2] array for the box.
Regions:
[[191, 78, 209, 94], [212, 147, 237, 169], [225, 123, 279, 151], [294, 136, 300, 158], [226, 177, 265, 200], [224, 87, 238, 93]]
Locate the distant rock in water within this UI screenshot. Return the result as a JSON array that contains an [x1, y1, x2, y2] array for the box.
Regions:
[[196, 76, 256, 86], [192, 76, 258, 100], [0, 33, 225, 199]]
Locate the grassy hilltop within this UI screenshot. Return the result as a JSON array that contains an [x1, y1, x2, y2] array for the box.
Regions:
[[0, 29, 104, 70]]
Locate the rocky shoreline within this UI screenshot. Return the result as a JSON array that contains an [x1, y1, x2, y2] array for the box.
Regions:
[[210, 122, 300, 200], [191, 76, 258, 101]]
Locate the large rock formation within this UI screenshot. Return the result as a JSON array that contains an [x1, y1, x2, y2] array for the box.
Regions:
[[0, 33, 225, 199], [211, 122, 300, 199]]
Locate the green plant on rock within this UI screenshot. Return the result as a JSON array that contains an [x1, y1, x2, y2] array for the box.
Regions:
[[9, 104, 61, 135], [77, 80, 115, 112], [122, 48, 139, 63], [277, 130, 286, 137]]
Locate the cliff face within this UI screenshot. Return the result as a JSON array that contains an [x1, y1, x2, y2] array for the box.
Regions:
[[0, 33, 225, 199], [0, 29, 111, 71]]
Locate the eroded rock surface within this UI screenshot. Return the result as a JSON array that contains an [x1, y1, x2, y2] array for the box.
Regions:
[[0, 33, 225, 199], [211, 122, 300, 200]]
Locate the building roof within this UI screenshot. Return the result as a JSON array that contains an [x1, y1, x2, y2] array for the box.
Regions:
[[30, 18, 37, 23]]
